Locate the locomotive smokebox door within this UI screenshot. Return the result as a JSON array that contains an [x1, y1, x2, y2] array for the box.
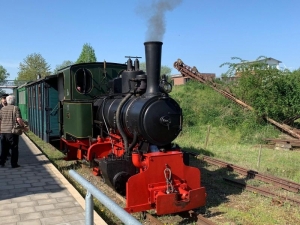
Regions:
[[141, 98, 182, 145], [124, 97, 182, 146]]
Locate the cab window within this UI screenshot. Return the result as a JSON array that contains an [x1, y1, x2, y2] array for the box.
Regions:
[[75, 68, 92, 93]]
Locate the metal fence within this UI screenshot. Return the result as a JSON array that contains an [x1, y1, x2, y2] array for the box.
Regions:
[[69, 170, 142, 225]]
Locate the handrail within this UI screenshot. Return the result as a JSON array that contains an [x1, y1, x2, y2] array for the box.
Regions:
[[69, 170, 142, 225]]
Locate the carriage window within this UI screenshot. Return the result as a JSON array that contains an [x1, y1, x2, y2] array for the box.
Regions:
[[19, 91, 25, 104], [75, 68, 92, 94]]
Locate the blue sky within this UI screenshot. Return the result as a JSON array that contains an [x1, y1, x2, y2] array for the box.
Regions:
[[1, 0, 299, 81]]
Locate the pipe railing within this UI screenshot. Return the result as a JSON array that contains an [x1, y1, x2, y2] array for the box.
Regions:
[[69, 170, 142, 225]]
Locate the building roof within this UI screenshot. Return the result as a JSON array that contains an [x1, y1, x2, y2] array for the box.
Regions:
[[235, 57, 282, 65], [171, 74, 183, 78], [171, 73, 216, 79], [256, 57, 282, 63]]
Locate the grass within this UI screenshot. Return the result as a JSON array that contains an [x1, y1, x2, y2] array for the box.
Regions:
[[215, 191, 300, 224]]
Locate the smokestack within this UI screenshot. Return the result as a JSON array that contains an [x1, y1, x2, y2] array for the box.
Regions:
[[144, 41, 162, 95]]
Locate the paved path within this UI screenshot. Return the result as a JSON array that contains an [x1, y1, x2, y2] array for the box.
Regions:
[[0, 134, 106, 225]]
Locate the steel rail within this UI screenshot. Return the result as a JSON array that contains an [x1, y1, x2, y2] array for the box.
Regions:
[[200, 155, 300, 193], [197, 215, 217, 225], [224, 177, 300, 205]]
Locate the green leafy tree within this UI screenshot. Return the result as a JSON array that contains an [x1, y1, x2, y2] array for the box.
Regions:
[[160, 65, 172, 76], [76, 43, 97, 63], [53, 60, 74, 74], [17, 53, 51, 81], [0, 65, 9, 94], [139, 62, 172, 81], [221, 57, 300, 122], [0, 65, 9, 81]]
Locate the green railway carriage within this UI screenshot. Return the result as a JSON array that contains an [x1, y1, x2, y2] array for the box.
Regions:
[[56, 62, 126, 140], [13, 88, 18, 105], [15, 83, 31, 121], [26, 75, 60, 143], [25, 62, 126, 144]]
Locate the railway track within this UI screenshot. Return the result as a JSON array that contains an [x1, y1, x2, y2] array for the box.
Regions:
[[190, 211, 217, 225], [199, 155, 300, 193], [145, 211, 216, 225], [224, 177, 300, 206], [195, 154, 300, 206]]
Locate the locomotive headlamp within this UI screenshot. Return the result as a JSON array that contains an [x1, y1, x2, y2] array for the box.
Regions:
[[159, 74, 172, 93]]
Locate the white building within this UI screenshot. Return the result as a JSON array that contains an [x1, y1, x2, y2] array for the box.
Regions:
[[234, 57, 282, 76]]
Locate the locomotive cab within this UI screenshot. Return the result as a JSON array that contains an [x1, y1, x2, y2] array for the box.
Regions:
[[57, 62, 126, 141]]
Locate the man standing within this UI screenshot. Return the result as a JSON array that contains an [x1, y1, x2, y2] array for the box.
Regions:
[[0, 94, 9, 157], [0, 94, 8, 109], [0, 95, 28, 168]]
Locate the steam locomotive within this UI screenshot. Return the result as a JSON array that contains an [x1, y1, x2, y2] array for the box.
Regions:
[[15, 42, 206, 215]]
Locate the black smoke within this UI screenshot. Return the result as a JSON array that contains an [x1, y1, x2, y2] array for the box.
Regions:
[[137, 0, 182, 41]]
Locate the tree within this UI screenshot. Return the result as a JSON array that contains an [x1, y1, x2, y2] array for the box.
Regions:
[[220, 57, 300, 122], [53, 60, 74, 74], [76, 43, 97, 63], [17, 53, 51, 81], [0, 65, 9, 81], [0, 65, 9, 95], [139, 62, 172, 83], [161, 65, 172, 77], [139, 62, 172, 76]]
